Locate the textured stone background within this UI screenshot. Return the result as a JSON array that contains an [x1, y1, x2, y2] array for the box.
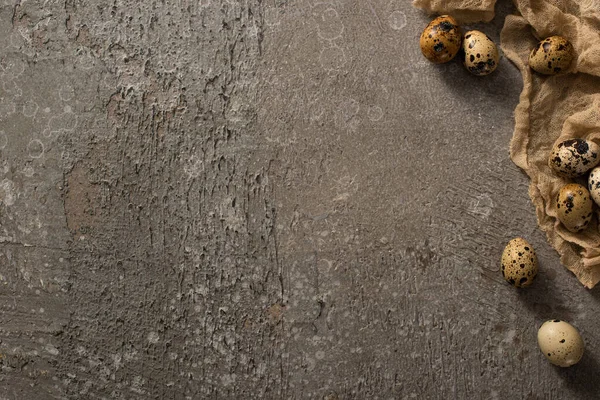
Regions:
[[1, 0, 600, 398]]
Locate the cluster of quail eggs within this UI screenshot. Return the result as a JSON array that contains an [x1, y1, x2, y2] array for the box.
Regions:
[[419, 15, 499, 76], [420, 16, 575, 77], [548, 138, 599, 233], [421, 16, 583, 367]]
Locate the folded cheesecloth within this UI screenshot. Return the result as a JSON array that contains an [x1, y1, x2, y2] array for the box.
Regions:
[[413, 0, 600, 288]]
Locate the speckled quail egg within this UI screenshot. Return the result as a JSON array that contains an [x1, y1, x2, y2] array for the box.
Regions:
[[538, 320, 584, 367], [462, 30, 499, 76], [549, 138, 600, 178], [588, 167, 600, 207], [529, 36, 575, 75], [500, 238, 538, 288], [419, 15, 462, 64], [556, 183, 594, 233]]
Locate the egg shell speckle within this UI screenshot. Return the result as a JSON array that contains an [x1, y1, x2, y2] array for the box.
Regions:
[[529, 36, 575, 75], [419, 15, 462, 64], [462, 30, 499, 76], [538, 320, 584, 367], [500, 238, 538, 288], [556, 183, 594, 233], [549, 138, 599, 178]]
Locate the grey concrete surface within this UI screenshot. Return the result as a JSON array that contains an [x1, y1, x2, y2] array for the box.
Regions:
[[1, 0, 600, 398]]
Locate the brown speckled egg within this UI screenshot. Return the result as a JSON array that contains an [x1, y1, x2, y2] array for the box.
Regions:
[[500, 238, 538, 288], [588, 167, 600, 206], [529, 36, 575, 75], [538, 320, 584, 367], [549, 138, 600, 178], [556, 183, 594, 233], [462, 30, 499, 76], [419, 15, 461, 64]]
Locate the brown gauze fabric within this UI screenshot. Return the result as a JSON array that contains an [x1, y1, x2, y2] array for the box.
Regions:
[[413, 0, 600, 288]]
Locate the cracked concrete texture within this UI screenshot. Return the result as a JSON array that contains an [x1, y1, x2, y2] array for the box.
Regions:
[[1, 0, 600, 398]]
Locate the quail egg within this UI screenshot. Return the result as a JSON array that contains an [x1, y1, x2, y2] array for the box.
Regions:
[[529, 36, 575, 75], [462, 30, 499, 76], [556, 183, 594, 233], [419, 15, 462, 64], [500, 238, 538, 287], [549, 138, 599, 178], [538, 320, 584, 367], [588, 166, 600, 207]]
